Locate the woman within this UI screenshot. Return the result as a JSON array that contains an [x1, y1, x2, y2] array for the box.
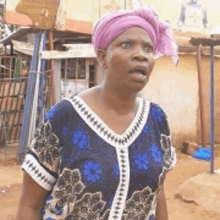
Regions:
[[16, 6, 178, 220]]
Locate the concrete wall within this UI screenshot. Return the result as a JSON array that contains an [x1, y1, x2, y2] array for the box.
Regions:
[[142, 55, 199, 148], [198, 55, 220, 145], [142, 54, 220, 149]]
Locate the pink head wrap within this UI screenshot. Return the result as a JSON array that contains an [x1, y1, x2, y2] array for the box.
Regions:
[[92, 6, 178, 65]]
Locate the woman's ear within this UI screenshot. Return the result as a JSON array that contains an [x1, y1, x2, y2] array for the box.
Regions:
[[97, 48, 107, 69]]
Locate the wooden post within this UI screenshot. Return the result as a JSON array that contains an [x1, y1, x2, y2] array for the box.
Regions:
[[48, 30, 56, 105], [10, 57, 12, 78], [10, 44, 14, 56], [210, 45, 215, 173], [196, 44, 205, 147]]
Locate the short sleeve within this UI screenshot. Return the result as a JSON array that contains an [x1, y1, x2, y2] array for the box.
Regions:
[[150, 103, 177, 170], [160, 106, 176, 170], [21, 100, 68, 191]]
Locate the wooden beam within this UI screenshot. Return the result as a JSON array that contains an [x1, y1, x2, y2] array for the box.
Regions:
[[196, 44, 206, 147]]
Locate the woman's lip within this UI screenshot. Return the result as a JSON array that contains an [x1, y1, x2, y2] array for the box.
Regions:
[[128, 72, 147, 82], [129, 66, 147, 76]]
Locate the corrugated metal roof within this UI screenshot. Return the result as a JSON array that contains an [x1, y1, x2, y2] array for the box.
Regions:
[[0, 27, 91, 45], [0, 27, 31, 45]]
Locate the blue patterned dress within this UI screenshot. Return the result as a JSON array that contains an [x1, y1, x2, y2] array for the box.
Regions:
[[22, 95, 176, 220]]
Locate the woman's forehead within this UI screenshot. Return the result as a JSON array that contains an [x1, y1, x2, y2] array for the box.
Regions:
[[114, 27, 153, 43]]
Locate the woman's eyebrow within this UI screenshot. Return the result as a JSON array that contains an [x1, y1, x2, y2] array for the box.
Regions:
[[118, 37, 134, 41], [119, 37, 153, 44], [145, 42, 154, 47]]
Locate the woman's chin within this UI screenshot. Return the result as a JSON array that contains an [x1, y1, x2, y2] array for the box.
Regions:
[[128, 80, 148, 93]]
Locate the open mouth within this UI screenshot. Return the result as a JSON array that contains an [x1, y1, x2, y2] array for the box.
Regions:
[[130, 70, 146, 76], [129, 66, 147, 76]]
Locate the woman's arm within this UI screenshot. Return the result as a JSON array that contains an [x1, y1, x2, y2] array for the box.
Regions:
[[155, 188, 169, 220], [16, 172, 49, 220]]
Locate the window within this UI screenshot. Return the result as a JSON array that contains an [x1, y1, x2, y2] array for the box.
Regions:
[[0, 56, 17, 79], [89, 65, 95, 88], [61, 58, 96, 98]]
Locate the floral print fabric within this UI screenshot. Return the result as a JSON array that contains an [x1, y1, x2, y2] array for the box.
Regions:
[[22, 98, 176, 220], [31, 120, 61, 172], [123, 186, 156, 220]]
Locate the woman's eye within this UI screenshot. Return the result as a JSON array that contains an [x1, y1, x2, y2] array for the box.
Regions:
[[122, 43, 131, 49], [145, 45, 153, 52]]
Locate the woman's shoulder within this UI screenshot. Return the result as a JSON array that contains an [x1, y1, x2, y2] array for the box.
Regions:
[[141, 98, 167, 116], [141, 98, 169, 126], [150, 102, 166, 114], [44, 97, 79, 123]]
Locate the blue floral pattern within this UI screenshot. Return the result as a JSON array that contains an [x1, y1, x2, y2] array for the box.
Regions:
[[62, 126, 68, 137], [23, 99, 176, 220], [135, 153, 149, 170], [149, 143, 162, 163], [149, 214, 155, 220], [143, 125, 149, 133], [83, 161, 102, 182], [72, 129, 89, 149], [45, 106, 58, 120], [114, 163, 120, 177], [42, 168, 107, 220], [46, 217, 55, 220], [107, 198, 113, 208], [151, 105, 164, 122]]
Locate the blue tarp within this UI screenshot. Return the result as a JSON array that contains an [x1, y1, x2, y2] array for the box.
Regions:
[[193, 147, 211, 160]]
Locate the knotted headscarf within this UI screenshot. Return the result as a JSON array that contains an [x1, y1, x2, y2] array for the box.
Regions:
[[92, 6, 178, 66]]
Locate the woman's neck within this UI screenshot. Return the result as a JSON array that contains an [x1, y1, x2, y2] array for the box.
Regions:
[[96, 83, 139, 115]]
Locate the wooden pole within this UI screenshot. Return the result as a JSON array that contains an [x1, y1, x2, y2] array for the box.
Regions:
[[196, 44, 205, 147], [48, 30, 56, 105], [210, 45, 215, 173]]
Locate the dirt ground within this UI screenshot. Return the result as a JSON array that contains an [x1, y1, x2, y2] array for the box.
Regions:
[[0, 152, 220, 220]]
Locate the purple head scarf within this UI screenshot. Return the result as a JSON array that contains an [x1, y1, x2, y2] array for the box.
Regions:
[[92, 6, 178, 66]]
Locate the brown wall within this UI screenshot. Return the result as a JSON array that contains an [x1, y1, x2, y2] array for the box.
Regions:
[[142, 55, 199, 149], [198, 55, 220, 145], [142, 54, 220, 149]]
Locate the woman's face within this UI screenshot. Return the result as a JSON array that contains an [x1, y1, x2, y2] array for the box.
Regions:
[[102, 27, 155, 92]]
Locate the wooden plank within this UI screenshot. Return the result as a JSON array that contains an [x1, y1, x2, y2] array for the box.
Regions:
[[14, 0, 60, 29], [41, 48, 96, 60], [12, 40, 34, 56], [10, 57, 12, 78], [12, 41, 97, 59]]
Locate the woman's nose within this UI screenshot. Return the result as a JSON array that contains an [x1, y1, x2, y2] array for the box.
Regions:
[[133, 48, 148, 62]]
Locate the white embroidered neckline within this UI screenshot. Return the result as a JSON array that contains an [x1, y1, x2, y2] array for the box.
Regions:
[[66, 95, 150, 149]]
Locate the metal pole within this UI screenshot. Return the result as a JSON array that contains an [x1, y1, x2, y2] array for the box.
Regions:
[[48, 30, 56, 105], [28, 31, 45, 147], [196, 44, 205, 147], [39, 32, 47, 123], [210, 45, 214, 173], [18, 32, 41, 163]]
